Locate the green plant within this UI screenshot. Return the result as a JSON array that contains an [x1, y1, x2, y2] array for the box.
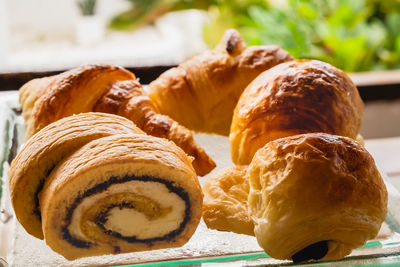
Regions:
[[109, 0, 214, 30], [109, 0, 400, 72], [77, 0, 97, 16]]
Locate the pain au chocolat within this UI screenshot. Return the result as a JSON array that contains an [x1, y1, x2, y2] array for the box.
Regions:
[[230, 59, 364, 165], [203, 133, 387, 262], [9, 113, 203, 260], [248, 133, 387, 262]]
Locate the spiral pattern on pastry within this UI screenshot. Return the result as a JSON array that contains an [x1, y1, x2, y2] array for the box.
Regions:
[[247, 133, 387, 262], [9, 113, 144, 239], [230, 59, 364, 165], [9, 113, 203, 260]]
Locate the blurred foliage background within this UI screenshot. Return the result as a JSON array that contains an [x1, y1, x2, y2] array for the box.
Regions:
[[109, 0, 400, 72]]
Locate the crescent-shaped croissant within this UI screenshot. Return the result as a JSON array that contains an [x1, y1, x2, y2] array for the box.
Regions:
[[148, 29, 293, 135], [19, 64, 215, 176]]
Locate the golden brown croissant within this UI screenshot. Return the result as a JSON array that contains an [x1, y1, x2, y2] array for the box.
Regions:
[[230, 59, 364, 165], [248, 133, 387, 262], [19, 64, 215, 176], [202, 166, 254, 236], [9, 113, 203, 260], [148, 29, 293, 135]]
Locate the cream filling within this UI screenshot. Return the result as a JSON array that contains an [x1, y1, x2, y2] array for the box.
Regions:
[[69, 180, 186, 241]]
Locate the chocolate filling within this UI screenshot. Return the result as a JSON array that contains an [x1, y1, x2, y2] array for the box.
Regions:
[[34, 165, 56, 220], [33, 178, 45, 220], [291, 240, 329, 263], [113, 246, 121, 253], [62, 175, 191, 248]]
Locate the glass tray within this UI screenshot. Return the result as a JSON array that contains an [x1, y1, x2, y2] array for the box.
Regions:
[[1, 91, 400, 266]]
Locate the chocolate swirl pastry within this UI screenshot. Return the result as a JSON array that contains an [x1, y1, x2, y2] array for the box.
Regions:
[[9, 113, 144, 240], [19, 64, 215, 176], [230, 59, 364, 165], [9, 113, 203, 260]]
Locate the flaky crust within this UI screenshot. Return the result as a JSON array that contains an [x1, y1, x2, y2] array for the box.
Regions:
[[230, 59, 364, 165], [9, 113, 203, 260], [248, 133, 387, 261], [21, 64, 134, 138], [9, 113, 144, 239], [94, 80, 215, 176], [202, 166, 254, 236], [40, 134, 202, 260], [148, 29, 293, 135], [19, 64, 215, 176]]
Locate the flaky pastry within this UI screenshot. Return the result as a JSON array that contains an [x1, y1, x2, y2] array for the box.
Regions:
[[19, 64, 215, 176], [202, 166, 254, 236], [9, 113, 143, 239], [9, 113, 203, 260], [148, 29, 293, 135], [248, 133, 387, 262], [230, 59, 364, 165]]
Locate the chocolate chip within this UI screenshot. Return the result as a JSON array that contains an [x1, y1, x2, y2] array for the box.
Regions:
[[291, 240, 329, 263]]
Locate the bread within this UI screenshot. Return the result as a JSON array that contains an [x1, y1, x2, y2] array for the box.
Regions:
[[20, 65, 134, 138], [202, 166, 254, 236], [148, 29, 293, 135], [230, 59, 364, 165], [19, 64, 215, 176], [9, 113, 203, 260], [247, 133, 387, 262], [9, 113, 144, 239]]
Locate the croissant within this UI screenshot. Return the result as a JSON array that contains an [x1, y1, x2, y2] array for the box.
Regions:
[[248, 133, 387, 262], [19, 64, 215, 176], [9, 113, 203, 260], [230, 59, 364, 165], [148, 29, 293, 136]]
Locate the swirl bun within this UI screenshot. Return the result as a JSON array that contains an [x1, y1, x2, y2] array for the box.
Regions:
[[9, 113, 203, 260]]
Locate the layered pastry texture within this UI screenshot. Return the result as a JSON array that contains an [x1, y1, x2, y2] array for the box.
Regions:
[[19, 64, 215, 176], [247, 133, 387, 262], [9, 113, 202, 260], [9, 113, 143, 239], [202, 166, 254, 236], [148, 29, 293, 135], [230, 59, 364, 165]]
